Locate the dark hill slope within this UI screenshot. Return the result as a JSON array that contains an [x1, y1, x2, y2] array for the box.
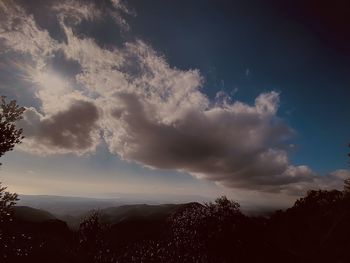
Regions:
[[13, 206, 56, 222]]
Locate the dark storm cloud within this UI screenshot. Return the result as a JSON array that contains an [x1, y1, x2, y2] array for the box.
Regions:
[[20, 100, 100, 154]]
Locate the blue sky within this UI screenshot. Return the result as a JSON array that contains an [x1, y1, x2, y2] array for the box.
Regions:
[[0, 0, 349, 206]]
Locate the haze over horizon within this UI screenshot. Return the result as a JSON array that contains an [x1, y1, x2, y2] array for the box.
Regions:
[[0, 0, 349, 207]]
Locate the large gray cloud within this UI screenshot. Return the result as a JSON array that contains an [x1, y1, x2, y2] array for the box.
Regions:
[[103, 91, 316, 192], [0, 0, 349, 194], [20, 100, 100, 154]]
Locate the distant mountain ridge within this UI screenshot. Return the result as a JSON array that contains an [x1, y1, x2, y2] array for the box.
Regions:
[[16, 194, 279, 222], [99, 203, 194, 224], [13, 202, 202, 229], [17, 194, 212, 217]]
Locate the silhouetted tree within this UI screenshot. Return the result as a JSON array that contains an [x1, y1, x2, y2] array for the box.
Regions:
[[0, 183, 21, 261], [0, 96, 25, 165], [0, 183, 18, 224], [77, 210, 114, 263], [344, 178, 350, 195], [292, 189, 343, 211], [267, 188, 350, 263], [343, 143, 350, 195], [0, 97, 27, 261], [0, 96, 22, 224], [166, 196, 246, 262]]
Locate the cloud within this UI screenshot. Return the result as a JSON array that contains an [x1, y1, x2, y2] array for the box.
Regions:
[[0, 0, 348, 194], [0, 0, 57, 69], [103, 91, 315, 192], [52, 1, 103, 25], [52, 0, 132, 30], [19, 100, 100, 155]]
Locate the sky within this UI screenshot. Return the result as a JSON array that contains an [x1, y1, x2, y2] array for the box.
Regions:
[[0, 0, 349, 207]]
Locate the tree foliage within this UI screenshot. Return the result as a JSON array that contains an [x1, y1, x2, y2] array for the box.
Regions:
[[0, 183, 21, 261], [164, 196, 246, 262], [0, 96, 22, 222], [344, 143, 350, 195], [0, 183, 18, 224], [77, 211, 114, 263], [292, 189, 343, 211], [344, 178, 350, 195], [0, 97, 25, 261], [0, 96, 25, 163]]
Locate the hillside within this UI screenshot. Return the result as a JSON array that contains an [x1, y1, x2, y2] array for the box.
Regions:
[[13, 206, 57, 223]]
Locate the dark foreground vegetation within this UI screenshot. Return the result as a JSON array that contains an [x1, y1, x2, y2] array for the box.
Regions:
[[1, 183, 350, 263]]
